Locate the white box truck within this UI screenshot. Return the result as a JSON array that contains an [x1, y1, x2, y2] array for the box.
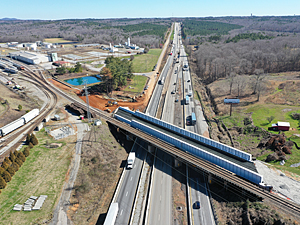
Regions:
[[127, 152, 135, 169]]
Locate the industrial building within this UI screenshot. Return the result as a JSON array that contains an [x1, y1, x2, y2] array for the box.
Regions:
[[9, 51, 49, 65]]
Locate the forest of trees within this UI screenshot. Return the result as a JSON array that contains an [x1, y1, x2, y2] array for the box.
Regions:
[[182, 19, 242, 37], [192, 35, 300, 84], [0, 18, 170, 48]]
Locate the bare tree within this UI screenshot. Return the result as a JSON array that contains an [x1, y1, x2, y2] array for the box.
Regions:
[[228, 72, 236, 95]]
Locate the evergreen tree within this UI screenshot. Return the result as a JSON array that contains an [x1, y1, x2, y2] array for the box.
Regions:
[[0, 167, 4, 176], [17, 152, 26, 162], [26, 133, 31, 145], [1, 162, 8, 170], [15, 158, 23, 167], [23, 148, 30, 157], [2, 171, 11, 183], [10, 151, 16, 162], [11, 163, 19, 172], [4, 157, 12, 166], [0, 176, 6, 189], [7, 167, 15, 177], [31, 134, 38, 145], [29, 142, 34, 149]]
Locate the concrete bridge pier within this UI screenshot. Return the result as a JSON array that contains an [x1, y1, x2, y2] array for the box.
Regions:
[[126, 133, 134, 141], [174, 158, 182, 167], [147, 145, 155, 153], [208, 174, 213, 184]]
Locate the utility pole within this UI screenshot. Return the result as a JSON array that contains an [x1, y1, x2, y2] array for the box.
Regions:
[[84, 80, 91, 123]]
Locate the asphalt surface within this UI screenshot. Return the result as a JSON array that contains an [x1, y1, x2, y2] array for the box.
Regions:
[[114, 139, 147, 225], [148, 150, 173, 225], [147, 22, 180, 225], [190, 176, 215, 225]]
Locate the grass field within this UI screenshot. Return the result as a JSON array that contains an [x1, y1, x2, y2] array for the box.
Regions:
[[0, 129, 75, 224], [124, 75, 148, 93], [132, 49, 162, 73], [94, 64, 104, 68], [44, 38, 74, 43], [221, 104, 300, 176]]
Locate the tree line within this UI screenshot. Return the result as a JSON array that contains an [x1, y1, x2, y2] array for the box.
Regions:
[[0, 133, 38, 190], [0, 19, 170, 48]]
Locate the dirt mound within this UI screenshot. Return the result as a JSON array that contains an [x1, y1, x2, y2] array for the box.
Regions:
[[258, 133, 293, 162]]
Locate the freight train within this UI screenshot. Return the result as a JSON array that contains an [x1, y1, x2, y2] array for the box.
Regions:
[[0, 109, 39, 137]]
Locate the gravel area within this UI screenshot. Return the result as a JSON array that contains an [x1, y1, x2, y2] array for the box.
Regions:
[[255, 160, 300, 205]]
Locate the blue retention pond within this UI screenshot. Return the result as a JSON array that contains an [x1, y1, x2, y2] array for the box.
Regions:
[[64, 75, 102, 86]]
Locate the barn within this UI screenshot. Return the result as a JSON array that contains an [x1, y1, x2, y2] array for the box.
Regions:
[[271, 121, 290, 131]]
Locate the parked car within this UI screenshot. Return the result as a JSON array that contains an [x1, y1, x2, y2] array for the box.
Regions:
[[193, 201, 200, 209]]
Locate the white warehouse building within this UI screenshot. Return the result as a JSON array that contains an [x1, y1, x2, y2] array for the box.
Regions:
[[9, 51, 49, 64]]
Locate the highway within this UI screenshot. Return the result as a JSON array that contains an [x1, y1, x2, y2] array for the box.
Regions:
[[147, 22, 183, 225], [114, 139, 147, 225], [177, 26, 214, 224], [189, 176, 215, 225]]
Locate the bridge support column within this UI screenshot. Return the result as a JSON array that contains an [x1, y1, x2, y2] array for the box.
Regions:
[[147, 145, 155, 153], [174, 158, 182, 168]]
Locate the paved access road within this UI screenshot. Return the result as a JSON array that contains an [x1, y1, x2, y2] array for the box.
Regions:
[[115, 139, 147, 225]]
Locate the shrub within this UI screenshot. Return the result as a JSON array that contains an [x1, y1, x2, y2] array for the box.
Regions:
[[11, 163, 19, 172], [4, 157, 12, 166], [7, 167, 15, 177], [23, 148, 30, 157], [243, 117, 252, 126], [29, 142, 34, 149], [17, 152, 26, 162], [291, 113, 300, 120], [267, 116, 275, 124], [2, 171, 11, 183], [1, 162, 8, 170], [0, 176, 6, 189]]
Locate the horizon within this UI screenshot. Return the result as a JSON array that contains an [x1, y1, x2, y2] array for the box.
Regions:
[[1, 0, 300, 20], [2, 14, 300, 21]]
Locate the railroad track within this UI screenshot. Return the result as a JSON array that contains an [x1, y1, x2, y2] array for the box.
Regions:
[[0, 64, 58, 159], [5, 59, 299, 219]]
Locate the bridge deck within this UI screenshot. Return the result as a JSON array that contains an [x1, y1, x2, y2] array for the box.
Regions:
[[116, 109, 257, 173]]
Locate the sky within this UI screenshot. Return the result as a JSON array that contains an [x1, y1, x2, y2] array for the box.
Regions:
[[1, 0, 300, 20]]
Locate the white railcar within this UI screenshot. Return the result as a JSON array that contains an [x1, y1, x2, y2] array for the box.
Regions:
[[22, 108, 39, 123], [0, 118, 25, 136]]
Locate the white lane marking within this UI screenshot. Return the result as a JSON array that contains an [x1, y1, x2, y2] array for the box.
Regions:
[[126, 191, 128, 196], [130, 177, 133, 181], [134, 164, 136, 168], [158, 214, 160, 221], [120, 209, 123, 215], [160, 195, 162, 201]]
